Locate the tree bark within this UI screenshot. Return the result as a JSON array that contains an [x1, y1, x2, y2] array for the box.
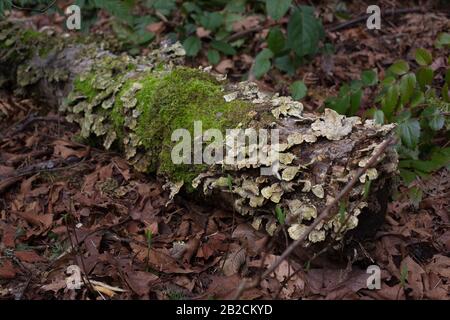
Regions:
[[0, 20, 398, 246]]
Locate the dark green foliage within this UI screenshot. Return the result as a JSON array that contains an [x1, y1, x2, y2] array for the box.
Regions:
[[0, 0, 326, 100], [327, 38, 450, 184]]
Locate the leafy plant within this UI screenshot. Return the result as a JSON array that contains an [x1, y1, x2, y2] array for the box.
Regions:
[[275, 205, 285, 225], [290, 80, 308, 100], [327, 38, 450, 185], [326, 69, 377, 115], [145, 228, 153, 271], [254, 5, 325, 79], [1, 0, 327, 101]]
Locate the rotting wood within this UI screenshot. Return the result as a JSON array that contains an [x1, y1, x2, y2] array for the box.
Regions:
[[0, 21, 398, 246]]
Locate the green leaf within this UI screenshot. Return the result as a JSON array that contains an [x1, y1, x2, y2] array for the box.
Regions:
[[443, 83, 450, 103], [267, 27, 286, 55], [275, 205, 285, 225], [290, 81, 307, 100], [400, 264, 408, 288], [411, 90, 425, 108], [224, 13, 242, 32], [349, 89, 363, 115], [400, 148, 450, 174], [363, 180, 372, 199], [274, 55, 296, 75], [207, 49, 220, 65], [146, 0, 176, 16], [399, 73, 416, 105], [422, 106, 445, 131], [211, 40, 236, 55], [382, 76, 396, 86], [388, 60, 409, 76], [182, 2, 201, 13], [183, 36, 201, 57], [227, 174, 233, 192], [327, 84, 351, 114], [398, 118, 421, 149], [408, 186, 422, 209], [374, 110, 385, 124], [414, 48, 432, 66], [266, 0, 292, 20], [435, 32, 450, 48], [225, 0, 246, 13], [417, 66, 434, 89], [399, 169, 417, 185], [199, 12, 224, 31], [253, 49, 273, 79], [361, 69, 378, 86], [287, 6, 324, 58], [381, 83, 399, 119], [338, 201, 346, 224], [145, 229, 153, 247]]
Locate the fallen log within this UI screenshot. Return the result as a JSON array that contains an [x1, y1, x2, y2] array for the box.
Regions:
[[0, 20, 398, 247]]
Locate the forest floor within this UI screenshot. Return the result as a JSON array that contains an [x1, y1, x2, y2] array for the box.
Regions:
[[0, 1, 449, 299]]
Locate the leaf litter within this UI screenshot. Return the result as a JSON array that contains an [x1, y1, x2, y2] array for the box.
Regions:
[[0, 3, 449, 300]]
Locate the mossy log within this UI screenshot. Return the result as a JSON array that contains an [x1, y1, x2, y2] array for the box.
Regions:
[[0, 21, 398, 246]]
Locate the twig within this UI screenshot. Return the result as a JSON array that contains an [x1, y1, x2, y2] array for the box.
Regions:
[[327, 7, 424, 32], [64, 206, 95, 295], [8, 115, 66, 136], [232, 136, 396, 299], [226, 26, 265, 42]]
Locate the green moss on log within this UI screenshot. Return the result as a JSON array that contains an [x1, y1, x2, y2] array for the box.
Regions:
[[70, 58, 255, 186]]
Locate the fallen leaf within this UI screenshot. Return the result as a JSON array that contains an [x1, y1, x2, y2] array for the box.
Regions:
[[146, 22, 165, 34], [222, 247, 246, 276], [215, 59, 233, 74], [0, 260, 16, 279], [53, 139, 89, 159], [15, 250, 46, 263]]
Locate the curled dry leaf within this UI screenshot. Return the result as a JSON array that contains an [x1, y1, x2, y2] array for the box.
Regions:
[[222, 247, 246, 276]]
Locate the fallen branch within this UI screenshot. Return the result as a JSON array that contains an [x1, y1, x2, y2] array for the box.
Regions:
[[0, 20, 398, 265], [232, 136, 396, 299]]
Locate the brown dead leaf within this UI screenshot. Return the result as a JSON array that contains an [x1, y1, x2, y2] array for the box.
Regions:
[[222, 246, 246, 276], [426, 255, 450, 279], [125, 271, 159, 296], [131, 244, 196, 274], [173, 276, 195, 292], [0, 165, 15, 177], [113, 158, 131, 181], [215, 59, 233, 74], [0, 260, 16, 279], [41, 279, 67, 293], [258, 254, 305, 298], [182, 236, 200, 263], [401, 256, 425, 299], [232, 223, 267, 256], [146, 22, 165, 34], [196, 27, 210, 38], [205, 274, 241, 299], [0, 224, 16, 247], [14, 209, 53, 233], [232, 15, 261, 32], [53, 139, 89, 159], [15, 250, 46, 263], [197, 232, 227, 259]]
